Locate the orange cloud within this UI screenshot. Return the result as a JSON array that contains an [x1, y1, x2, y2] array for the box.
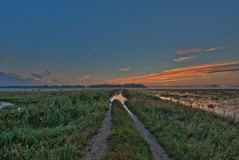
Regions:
[[78, 74, 92, 81], [105, 61, 239, 85], [118, 67, 131, 71], [173, 56, 194, 62]]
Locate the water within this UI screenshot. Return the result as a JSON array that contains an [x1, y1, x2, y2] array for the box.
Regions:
[[0, 101, 14, 110], [110, 92, 127, 103]]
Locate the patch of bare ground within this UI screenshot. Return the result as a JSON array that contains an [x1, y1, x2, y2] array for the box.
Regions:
[[81, 103, 112, 160]]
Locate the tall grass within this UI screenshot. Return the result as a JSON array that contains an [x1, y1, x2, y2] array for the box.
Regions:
[[125, 91, 239, 160], [0, 90, 111, 160], [104, 100, 152, 160]]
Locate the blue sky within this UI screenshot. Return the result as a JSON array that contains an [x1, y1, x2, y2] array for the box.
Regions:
[[0, 1, 239, 86]]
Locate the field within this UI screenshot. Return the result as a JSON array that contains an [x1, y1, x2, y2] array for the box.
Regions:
[[127, 90, 239, 159], [0, 89, 239, 160], [0, 90, 112, 159], [146, 89, 239, 121]]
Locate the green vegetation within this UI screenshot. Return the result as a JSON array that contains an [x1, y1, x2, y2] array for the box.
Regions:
[[105, 100, 151, 160], [125, 90, 239, 160], [2, 89, 238, 160], [0, 90, 111, 160]]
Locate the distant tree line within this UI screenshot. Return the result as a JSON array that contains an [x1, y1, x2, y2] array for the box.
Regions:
[[0, 83, 147, 89]]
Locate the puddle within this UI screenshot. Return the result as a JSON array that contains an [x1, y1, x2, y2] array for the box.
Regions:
[[0, 101, 14, 110], [110, 92, 127, 103]]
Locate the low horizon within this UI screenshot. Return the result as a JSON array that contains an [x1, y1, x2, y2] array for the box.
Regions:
[[1, 1, 239, 86]]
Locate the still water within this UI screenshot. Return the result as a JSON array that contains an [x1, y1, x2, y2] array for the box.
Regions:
[[0, 101, 14, 110]]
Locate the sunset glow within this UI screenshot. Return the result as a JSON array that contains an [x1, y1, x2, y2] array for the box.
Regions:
[[105, 61, 239, 85], [0, 1, 239, 86]]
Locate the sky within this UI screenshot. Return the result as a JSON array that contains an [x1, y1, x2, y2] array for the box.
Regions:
[[0, 1, 239, 86]]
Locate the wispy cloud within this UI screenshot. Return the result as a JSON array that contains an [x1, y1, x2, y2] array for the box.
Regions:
[[176, 48, 203, 54], [29, 69, 63, 85], [176, 43, 236, 54], [0, 71, 36, 86], [118, 67, 131, 71], [78, 74, 92, 81], [29, 73, 43, 79], [173, 56, 194, 62], [85, 45, 99, 54], [105, 61, 239, 85], [91, 47, 99, 52], [206, 44, 233, 52]]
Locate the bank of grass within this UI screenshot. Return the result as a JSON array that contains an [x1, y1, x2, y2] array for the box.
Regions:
[[0, 90, 111, 160], [105, 100, 151, 160], [125, 90, 239, 160]]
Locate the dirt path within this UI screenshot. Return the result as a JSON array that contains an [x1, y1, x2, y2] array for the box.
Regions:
[[82, 91, 171, 160], [122, 103, 171, 160], [81, 103, 112, 160]]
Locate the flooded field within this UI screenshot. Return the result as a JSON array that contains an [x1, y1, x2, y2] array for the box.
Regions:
[[147, 89, 239, 121]]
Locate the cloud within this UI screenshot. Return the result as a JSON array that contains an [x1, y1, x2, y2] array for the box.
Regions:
[[29, 69, 64, 85], [176, 48, 203, 54], [173, 56, 194, 62], [104, 61, 239, 85], [118, 67, 131, 71], [206, 44, 233, 52], [85, 45, 99, 54], [175, 43, 236, 54], [29, 73, 43, 79], [78, 74, 92, 81], [0, 71, 36, 86], [91, 47, 99, 52], [44, 69, 51, 75]]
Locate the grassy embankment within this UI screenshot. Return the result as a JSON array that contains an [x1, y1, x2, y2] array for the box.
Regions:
[[105, 100, 151, 160], [125, 90, 239, 160], [0, 90, 111, 160]]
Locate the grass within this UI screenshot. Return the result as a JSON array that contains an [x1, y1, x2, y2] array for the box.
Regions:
[[0, 90, 112, 160], [104, 100, 152, 160], [125, 90, 239, 160]]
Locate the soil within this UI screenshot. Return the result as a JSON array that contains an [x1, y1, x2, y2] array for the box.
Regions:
[[81, 103, 112, 160]]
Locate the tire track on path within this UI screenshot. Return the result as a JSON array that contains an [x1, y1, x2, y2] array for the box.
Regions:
[[122, 103, 171, 160], [111, 91, 171, 160], [81, 103, 112, 160]]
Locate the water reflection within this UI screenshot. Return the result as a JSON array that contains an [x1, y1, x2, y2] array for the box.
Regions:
[[0, 101, 14, 110], [110, 92, 127, 103]]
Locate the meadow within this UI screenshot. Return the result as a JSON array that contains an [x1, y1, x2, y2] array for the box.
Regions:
[[0, 90, 112, 159], [126, 90, 239, 159], [0, 89, 239, 160]]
